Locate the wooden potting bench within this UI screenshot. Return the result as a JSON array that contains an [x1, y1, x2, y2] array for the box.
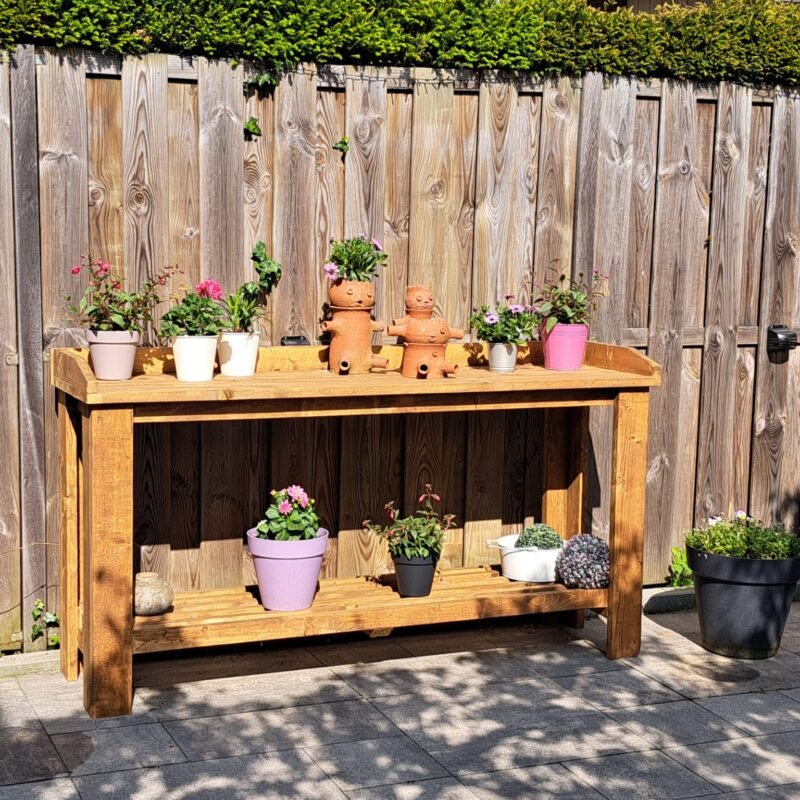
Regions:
[[53, 342, 660, 718]]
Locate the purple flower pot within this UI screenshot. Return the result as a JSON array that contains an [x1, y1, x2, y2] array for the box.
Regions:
[[86, 330, 140, 380], [246, 528, 329, 611], [540, 322, 589, 371]]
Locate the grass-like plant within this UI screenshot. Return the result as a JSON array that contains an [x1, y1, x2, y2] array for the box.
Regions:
[[686, 514, 800, 560]]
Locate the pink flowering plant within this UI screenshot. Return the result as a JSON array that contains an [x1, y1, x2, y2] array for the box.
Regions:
[[324, 235, 387, 282], [364, 485, 455, 560], [254, 486, 320, 541], [469, 297, 537, 344], [158, 279, 230, 337], [66, 254, 179, 333], [535, 270, 608, 334]]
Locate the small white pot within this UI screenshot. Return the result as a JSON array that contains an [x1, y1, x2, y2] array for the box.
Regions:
[[172, 335, 218, 382], [488, 534, 562, 582], [488, 342, 518, 373], [218, 331, 259, 377]]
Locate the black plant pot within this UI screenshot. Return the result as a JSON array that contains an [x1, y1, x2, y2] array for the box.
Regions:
[[686, 545, 800, 659], [393, 554, 438, 598]]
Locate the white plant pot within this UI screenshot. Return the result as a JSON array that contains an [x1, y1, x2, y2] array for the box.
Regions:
[[488, 342, 518, 373], [218, 331, 259, 377], [487, 534, 562, 582], [172, 335, 218, 382]]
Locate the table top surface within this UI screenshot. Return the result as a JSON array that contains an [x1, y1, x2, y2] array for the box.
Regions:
[[52, 342, 661, 407]]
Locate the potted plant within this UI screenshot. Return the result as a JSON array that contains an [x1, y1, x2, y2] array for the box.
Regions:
[[247, 486, 329, 611], [218, 244, 282, 377], [159, 279, 229, 381], [685, 513, 800, 659], [66, 255, 177, 380], [469, 299, 536, 373], [364, 484, 455, 598], [534, 270, 608, 370], [488, 523, 563, 582]]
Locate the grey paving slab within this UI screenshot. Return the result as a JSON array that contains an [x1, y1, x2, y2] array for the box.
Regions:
[[0, 778, 80, 800], [715, 783, 800, 799], [552, 667, 682, 710], [510, 640, 629, 678], [306, 736, 448, 791], [396, 629, 496, 657], [564, 750, 720, 799], [165, 699, 399, 760], [606, 700, 746, 747], [0, 678, 41, 729], [426, 710, 650, 775], [73, 750, 348, 800], [0, 727, 67, 786], [666, 731, 800, 793], [478, 623, 576, 649], [347, 777, 477, 799], [30, 692, 160, 735], [696, 691, 800, 735], [311, 639, 414, 667], [51, 722, 186, 776], [461, 763, 606, 799]]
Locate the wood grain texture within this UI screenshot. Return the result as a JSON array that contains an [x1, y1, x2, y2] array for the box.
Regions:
[[271, 67, 318, 342], [134, 424, 170, 578], [534, 77, 580, 281], [0, 58, 21, 648], [734, 348, 756, 514], [750, 93, 800, 527], [168, 423, 201, 591], [122, 54, 168, 299], [87, 77, 124, 267], [695, 83, 752, 522]]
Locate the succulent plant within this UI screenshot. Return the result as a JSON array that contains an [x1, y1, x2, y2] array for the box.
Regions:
[[556, 534, 610, 589], [516, 524, 562, 550]]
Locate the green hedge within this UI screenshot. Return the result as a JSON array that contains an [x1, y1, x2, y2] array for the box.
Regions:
[[3, 0, 800, 86]]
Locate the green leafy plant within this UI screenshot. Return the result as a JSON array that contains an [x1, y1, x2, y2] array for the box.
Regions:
[[253, 486, 320, 541], [31, 599, 60, 649], [534, 270, 608, 334], [685, 514, 800, 560], [666, 546, 693, 587], [333, 136, 349, 154], [244, 115, 262, 139], [224, 243, 282, 332], [365, 484, 456, 560], [517, 524, 562, 550], [159, 279, 230, 337], [469, 300, 537, 345], [66, 255, 178, 333], [324, 235, 387, 282]]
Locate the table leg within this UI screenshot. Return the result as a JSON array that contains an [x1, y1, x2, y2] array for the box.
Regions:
[[607, 390, 649, 659], [58, 392, 80, 681], [81, 408, 134, 718]]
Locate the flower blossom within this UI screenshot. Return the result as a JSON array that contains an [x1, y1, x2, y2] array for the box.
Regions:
[[371, 238, 383, 252], [98, 262, 111, 275], [708, 515, 723, 527], [278, 499, 293, 515], [323, 262, 340, 280], [485, 313, 499, 325], [70, 265, 82, 275], [196, 278, 224, 301], [286, 485, 309, 508], [734, 510, 747, 521], [508, 304, 524, 314]]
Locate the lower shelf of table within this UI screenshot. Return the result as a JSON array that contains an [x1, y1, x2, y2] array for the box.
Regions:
[[132, 566, 608, 654]]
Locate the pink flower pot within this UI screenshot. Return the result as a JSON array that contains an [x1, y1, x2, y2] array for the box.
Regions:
[[86, 330, 140, 380], [246, 528, 329, 611], [540, 322, 589, 370]]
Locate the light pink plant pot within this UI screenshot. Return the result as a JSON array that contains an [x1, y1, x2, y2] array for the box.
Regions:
[[540, 322, 589, 370], [246, 528, 329, 611], [86, 330, 140, 380]]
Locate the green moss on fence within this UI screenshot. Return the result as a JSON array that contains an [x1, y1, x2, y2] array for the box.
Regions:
[[3, 0, 800, 86]]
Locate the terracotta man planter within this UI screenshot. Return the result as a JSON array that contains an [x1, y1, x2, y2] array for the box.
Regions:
[[388, 314, 463, 379], [404, 285, 435, 320]]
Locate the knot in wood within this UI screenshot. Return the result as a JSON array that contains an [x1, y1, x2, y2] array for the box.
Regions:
[[429, 180, 444, 198], [677, 160, 691, 176]]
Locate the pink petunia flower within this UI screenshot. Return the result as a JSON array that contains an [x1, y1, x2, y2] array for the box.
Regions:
[[485, 313, 499, 324], [196, 278, 225, 301], [278, 499, 293, 515], [323, 262, 339, 280], [508, 304, 524, 314], [70, 265, 82, 275], [371, 238, 383, 252]]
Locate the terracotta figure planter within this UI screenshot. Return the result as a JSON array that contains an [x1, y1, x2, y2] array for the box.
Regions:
[[218, 331, 259, 377], [172, 335, 218, 381], [404, 285, 435, 319], [540, 322, 589, 370], [86, 330, 140, 380]]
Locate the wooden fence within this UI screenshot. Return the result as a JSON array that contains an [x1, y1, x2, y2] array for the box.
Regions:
[[2, 46, 799, 651]]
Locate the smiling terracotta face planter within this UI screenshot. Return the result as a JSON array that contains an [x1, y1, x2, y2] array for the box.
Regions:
[[405, 285, 435, 319], [328, 279, 376, 309]]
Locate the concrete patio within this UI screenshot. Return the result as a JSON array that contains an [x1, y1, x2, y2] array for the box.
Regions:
[[3, 605, 800, 800]]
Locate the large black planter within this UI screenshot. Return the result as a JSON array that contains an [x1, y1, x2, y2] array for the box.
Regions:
[[393, 554, 438, 597], [687, 545, 800, 659]]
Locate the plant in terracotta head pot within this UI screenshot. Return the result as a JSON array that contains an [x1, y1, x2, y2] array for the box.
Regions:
[[159, 279, 230, 381], [469, 299, 536, 373], [320, 236, 389, 374], [365, 485, 455, 598], [66, 255, 177, 380], [535, 270, 607, 370], [685, 513, 800, 659], [247, 486, 329, 611], [218, 244, 282, 377]]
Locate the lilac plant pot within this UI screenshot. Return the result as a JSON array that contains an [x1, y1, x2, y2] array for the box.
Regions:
[[86, 330, 140, 380], [246, 527, 329, 611], [540, 322, 589, 371]]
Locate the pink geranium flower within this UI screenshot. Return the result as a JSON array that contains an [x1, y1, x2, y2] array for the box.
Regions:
[[196, 278, 224, 301], [323, 262, 339, 280], [278, 499, 292, 515]]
